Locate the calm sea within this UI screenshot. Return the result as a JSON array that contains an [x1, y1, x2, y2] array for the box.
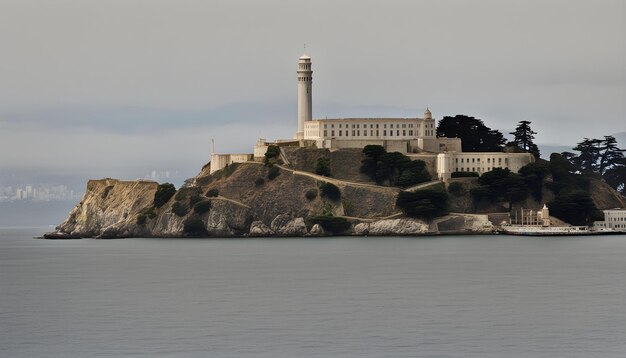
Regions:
[[1, 227, 625, 357]]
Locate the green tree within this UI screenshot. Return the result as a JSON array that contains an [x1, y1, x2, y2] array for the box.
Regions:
[[396, 189, 449, 220], [571, 138, 602, 174], [510, 120, 540, 158], [183, 217, 207, 236], [153, 183, 176, 208], [519, 161, 550, 200], [598, 135, 624, 175], [193, 200, 212, 214], [319, 182, 341, 201], [547, 190, 602, 226], [315, 157, 331, 176], [361, 145, 430, 187], [436, 115, 506, 152]]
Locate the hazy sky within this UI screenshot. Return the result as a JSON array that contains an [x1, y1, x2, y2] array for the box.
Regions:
[[1, 0, 625, 184]]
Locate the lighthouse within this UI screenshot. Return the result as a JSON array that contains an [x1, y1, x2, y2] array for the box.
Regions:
[[295, 52, 312, 139]]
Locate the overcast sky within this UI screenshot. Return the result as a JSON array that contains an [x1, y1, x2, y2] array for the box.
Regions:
[[1, 0, 625, 185]]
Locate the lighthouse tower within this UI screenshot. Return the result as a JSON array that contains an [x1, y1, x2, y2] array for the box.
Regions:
[[296, 52, 313, 139]]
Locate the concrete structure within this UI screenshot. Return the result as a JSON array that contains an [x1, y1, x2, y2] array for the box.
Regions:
[[593, 209, 626, 231], [295, 53, 312, 140], [510, 205, 552, 226], [435, 151, 535, 180]]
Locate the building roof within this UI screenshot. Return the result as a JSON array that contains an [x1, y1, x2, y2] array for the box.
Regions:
[[311, 117, 429, 122]]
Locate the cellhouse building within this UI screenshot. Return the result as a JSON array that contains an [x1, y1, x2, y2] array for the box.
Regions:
[[212, 52, 535, 179]]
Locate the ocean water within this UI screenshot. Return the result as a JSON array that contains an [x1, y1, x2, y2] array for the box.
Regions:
[[1, 228, 625, 358]]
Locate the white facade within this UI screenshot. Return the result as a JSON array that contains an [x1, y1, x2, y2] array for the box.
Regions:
[[295, 54, 312, 140], [210, 153, 254, 174], [436, 151, 534, 180], [593, 209, 626, 231]]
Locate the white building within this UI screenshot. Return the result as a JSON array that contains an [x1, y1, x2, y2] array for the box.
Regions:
[[215, 52, 535, 179], [593, 209, 626, 231]]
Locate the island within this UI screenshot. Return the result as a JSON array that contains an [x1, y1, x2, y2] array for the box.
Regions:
[[46, 53, 626, 239]]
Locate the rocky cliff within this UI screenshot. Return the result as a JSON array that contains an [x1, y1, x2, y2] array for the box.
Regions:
[[50, 162, 436, 238]]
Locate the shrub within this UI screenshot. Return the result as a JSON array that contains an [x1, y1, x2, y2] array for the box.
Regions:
[[396, 189, 449, 220], [189, 195, 202, 207], [174, 190, 186, 201], [308, 215, 351, 233], [268, 166, 280, 180], [255, 177, 265, 186], [264, 145, 281, 165], [193, 200, 212, 214], [320, 182, 341, 201], [136, 214, 147, 226], [315, 157, 331, 176], [451, 171, 479, 178], [183, 217, 207, 236], [361, 145, 430, 186], [171, 201, 188, 217], [153, 183, 176, 208], [305, 188, 318, 200], [205, 188, 219, 197], [448, 182, 465, 196], [547, 190, 602, 226]]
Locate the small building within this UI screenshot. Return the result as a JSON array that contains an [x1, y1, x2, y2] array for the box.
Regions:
[[593, 209, 626, 231]]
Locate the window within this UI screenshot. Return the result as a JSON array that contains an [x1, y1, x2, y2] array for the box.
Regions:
[[409, 130, 413, 136], [324, 124, 327, 129], [384, 124, 387, 128], [339, 130, 342, 136], [403, 130, 406, 136], [370, 130, 373, 136], [331, 130, 335, 136], [383, 130, 387, 136], [376, 130, 379, 136], [324, 130, 327, 136], [352, 130, 355, 136], [397, 130, 400, 136], [331, 124, 334, 128]]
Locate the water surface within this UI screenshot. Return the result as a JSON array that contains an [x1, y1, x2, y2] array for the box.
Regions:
[[1, 228, 625, 357]]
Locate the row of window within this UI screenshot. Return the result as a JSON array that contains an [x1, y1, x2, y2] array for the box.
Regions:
[[321, 129, 416, 138], [298, 77, 312, 81], [456, 166, 503, 173], [323, 123, 417, 129], [607, 217, 626, 221], [455, 157, 508, 164]]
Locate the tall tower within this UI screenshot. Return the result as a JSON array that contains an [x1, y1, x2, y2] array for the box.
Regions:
[[296, 52, 313, 139]]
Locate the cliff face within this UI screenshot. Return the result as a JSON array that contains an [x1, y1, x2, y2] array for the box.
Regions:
[[52, 163, 414, 238]]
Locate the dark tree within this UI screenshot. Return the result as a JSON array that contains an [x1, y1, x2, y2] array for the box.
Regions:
[[315, 157, 331, 177], [153, 183, 176, 208], [519, 161, 550, 200], [571, 138, 602, 174], [603, 159, 626, 194], [510, 120, 540, 158], [307, 215, 351, 234], [193, 200, 212, 214], [470, 168, 528, 209], [319, 182, 341, 201], [436, 115, 506, 152], [361, 145, 430, 187], [547, 190, 602, 226], [598, 136, 625, 175], [396, 189, 449, 220]]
